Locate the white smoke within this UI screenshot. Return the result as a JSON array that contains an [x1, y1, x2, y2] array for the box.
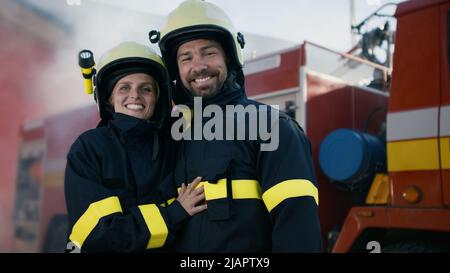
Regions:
[[26, 0, 167, 118]]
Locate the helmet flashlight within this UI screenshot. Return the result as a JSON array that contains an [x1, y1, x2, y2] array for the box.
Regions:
[[78, 49, 95, 94]]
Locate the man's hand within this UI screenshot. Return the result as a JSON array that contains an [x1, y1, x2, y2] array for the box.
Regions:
[[177, 176, 207, 216]]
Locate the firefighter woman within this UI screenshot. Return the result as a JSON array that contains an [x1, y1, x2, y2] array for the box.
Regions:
[[64, 42, 207, 252], [150, 0, 322, 252]]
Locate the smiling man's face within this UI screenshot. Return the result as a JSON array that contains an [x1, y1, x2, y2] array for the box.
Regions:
[[177, 39, 228, 98], [109, 73, 157, 120]]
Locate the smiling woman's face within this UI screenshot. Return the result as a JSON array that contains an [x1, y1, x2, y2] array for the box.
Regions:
[[109, 73, 157, 120]]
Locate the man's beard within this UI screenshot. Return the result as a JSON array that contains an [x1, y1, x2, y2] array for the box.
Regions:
[[185, 69, 226, 98]]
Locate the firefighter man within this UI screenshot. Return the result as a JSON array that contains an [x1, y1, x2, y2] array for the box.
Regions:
[[65, 42, 207, 252], [150, 0, 322, 252]]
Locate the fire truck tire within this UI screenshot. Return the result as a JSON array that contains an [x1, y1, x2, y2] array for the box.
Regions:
[[381, 241, 440, 253], [42, 215, 68, 253]]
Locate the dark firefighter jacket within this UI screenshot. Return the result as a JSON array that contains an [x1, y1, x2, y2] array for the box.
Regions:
[[170, 81, 322, 253], [64, 112, 187, 252]]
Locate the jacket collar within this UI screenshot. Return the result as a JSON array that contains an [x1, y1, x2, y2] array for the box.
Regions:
[[109, 113, 157, 146]]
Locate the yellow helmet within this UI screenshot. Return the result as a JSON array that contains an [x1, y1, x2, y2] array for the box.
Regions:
[[96, 41, 165, 75], [88, 41, 170, 125], [149, 0, 245, 85]]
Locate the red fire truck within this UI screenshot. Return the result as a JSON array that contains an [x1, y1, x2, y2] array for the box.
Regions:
[[13, 106, 99, 252], [331, 0, 450, 252], [11, 0, 450, 252], [246, 0, 450, 252]]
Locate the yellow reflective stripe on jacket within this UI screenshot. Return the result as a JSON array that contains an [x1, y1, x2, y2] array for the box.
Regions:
[[138, 204, 168, 249], [203, 179, 227, 200], [160, 197, 176, 207], [178, 179, 261, 201], [69, 196, 123, 248], [231, 180, 261, 199], [262, 179, 318, 213]]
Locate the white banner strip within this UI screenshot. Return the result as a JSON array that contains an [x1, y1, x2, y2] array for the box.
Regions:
[[440, 105, 450, 137], [244, 54, 281, 75], [387, 107, 438, 141]]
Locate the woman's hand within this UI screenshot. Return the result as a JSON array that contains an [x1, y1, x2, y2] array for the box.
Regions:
[[177, 176, 207, 216]]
